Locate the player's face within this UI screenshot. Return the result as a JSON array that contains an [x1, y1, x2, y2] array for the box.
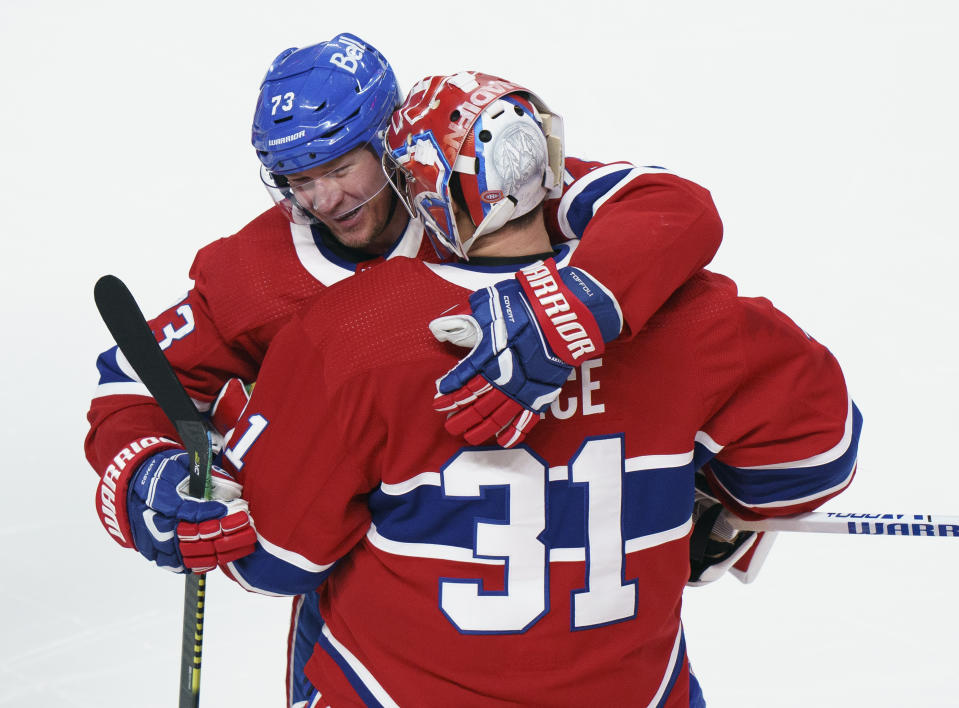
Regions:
[[286, 147, 406, 254]]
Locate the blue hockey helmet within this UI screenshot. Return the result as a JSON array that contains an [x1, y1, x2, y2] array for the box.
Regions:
[[252, 33, 401, 175]]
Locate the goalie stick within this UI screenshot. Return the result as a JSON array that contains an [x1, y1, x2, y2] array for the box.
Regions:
[[730, 511, 959, 537], [94, 274, 211, 708]]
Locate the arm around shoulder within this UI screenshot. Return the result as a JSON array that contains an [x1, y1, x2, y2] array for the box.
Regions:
[[557, 162, 724, 339]]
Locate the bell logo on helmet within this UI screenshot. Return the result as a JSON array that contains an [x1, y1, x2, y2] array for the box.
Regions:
[[254, 33, 399, 181], [329, 35, 366, 74]]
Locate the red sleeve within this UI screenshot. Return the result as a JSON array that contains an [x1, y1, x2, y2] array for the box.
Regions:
[[696, 287, 860, 519], [544, 158, 723, 339], [83, 279, 259, 476], [83, 208, 317, 479]]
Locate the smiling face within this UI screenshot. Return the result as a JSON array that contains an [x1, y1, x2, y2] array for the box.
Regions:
[[285, 145, 406, 254]]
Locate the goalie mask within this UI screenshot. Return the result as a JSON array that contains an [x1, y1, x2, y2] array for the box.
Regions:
[[383, 72, 564, 259]]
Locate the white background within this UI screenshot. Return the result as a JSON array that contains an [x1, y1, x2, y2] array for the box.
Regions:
[[2, 1, 957, 705]]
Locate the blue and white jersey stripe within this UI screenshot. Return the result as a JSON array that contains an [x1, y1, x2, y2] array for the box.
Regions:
[[316, 622, 400, 708], [289, 593, 323, 708], [290, 601, 402, 708], [650, 624, 687, 708], [92, 344, 212, 411], [700, 399, 862, 510], [557, 164, 672, 241], [228, 533, 336, 597], [94, 345, 151, 398], [366, 449, 694, 564]]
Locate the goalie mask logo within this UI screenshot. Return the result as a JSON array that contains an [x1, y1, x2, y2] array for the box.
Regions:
[[491, 121, 548, 199]]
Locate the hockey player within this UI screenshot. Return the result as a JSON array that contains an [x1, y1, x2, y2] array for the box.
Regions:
[[86, 32, 724, 564], [85, 34, 728, 706], [219, 72, 861, 707]]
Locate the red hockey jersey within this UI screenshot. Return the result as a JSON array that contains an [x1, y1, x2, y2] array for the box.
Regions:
[[224, 247, 860, 706], [86, 160, 723, 549]]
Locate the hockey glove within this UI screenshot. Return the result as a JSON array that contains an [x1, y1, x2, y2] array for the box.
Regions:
[[127, 448, 256, 573], [688, 471, 776, 586], [431, 260, 622, 448]]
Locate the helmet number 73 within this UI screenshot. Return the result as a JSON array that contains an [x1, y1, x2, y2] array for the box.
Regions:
[[270, 92, 295, 115]]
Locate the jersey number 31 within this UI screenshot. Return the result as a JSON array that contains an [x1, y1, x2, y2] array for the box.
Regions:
[[440, 437, 639, 634]]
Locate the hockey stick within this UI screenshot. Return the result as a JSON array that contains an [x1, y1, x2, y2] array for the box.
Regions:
[[93, 274, 211, 708], [729, 511, 959, 537]]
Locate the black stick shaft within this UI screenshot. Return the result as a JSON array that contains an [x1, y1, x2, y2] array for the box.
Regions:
[[94, 274, 211, 707]]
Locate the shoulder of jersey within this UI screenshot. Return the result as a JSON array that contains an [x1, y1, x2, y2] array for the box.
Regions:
[[289, 258, 456, 387], [644, 270, 742, 331], [300, 258, 439, 328], [193, 207, 294, 266], [189, 207, 328, 337]]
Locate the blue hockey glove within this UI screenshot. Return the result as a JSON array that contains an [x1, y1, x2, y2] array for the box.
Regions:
[[127, 448, 256, 573], [430, 260, 622, 447]]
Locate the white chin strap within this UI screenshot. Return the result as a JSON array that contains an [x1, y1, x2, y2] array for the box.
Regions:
[[462, 198, 518, 250]]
